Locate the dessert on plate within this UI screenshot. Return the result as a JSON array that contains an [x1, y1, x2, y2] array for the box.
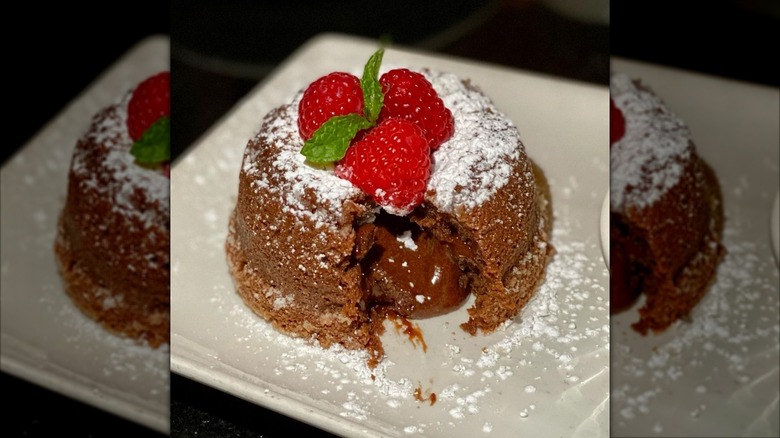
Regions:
[[610, 73, 725, 334], [55, 72, 170, 347], [226, 50, 552, 363]]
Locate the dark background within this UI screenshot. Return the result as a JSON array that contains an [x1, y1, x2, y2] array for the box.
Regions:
[[611, 0, 779, 87], [3, 0, 778, 437]]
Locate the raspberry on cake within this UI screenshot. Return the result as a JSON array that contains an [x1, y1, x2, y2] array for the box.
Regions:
[[55, 72, 170, 348], [336, 118, 431, 215], [610, 73, 725, 334], [378, 68, 454, 150], [298, 72, 365, 140], [226, 49, 552, 364]]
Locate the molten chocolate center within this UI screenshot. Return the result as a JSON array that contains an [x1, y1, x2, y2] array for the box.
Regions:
[[357, 214, 472, 318]]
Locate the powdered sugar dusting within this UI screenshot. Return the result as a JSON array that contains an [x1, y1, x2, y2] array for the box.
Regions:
[[397, 230, 418, 251], [610, 73, 690, 210], [71, 93, 169, 230], [426, 70, 520, 213]]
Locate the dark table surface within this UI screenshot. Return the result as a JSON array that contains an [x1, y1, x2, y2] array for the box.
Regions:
[[3, 1, 777, 437]]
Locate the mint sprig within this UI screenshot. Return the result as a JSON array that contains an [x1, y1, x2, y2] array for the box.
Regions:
[[301, 48, 385, 163], [300, 114, 372, 163], [130, 116, 170, 164], [361, 48, 384, 123]]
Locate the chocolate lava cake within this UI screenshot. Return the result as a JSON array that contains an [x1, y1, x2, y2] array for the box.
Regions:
[[227, 68, 552, 362], [610, 73, 725, 334], [55, 74, 170, 347]]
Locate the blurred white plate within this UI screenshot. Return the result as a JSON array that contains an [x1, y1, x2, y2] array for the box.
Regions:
[[171, 33, 610, 437], [772, 191, 779, 267], [611, 58, 780, 437], [0, 36, 170, 434]]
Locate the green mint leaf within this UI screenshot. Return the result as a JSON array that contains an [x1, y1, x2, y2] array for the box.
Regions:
[[299, 47, 386, 164], [361, 48, 384, 123], [130, 116, 170, 164], [301, 114, 372, 163]]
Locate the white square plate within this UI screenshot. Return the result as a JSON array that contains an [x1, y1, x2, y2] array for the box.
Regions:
[[0, 36, 170, 434], [171, 33, 609, 437], [610, 58, 780, 437]]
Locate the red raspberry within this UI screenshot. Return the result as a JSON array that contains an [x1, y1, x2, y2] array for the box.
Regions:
[[610, 98, 625, 146], [378, 68, 454, 150], [336, 118, 430, 214], [298, 72, 364, 140], [127, 72, 170, 141]]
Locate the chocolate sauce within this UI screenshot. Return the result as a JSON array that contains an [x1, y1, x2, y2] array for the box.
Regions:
[[413, 386, 437, 405], [359, 215, 471, 319], [386, 312, 427, 351]]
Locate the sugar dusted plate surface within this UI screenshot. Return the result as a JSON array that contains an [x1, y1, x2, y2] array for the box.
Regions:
[[611, 58, 780, 437], [171, 34, 609, 437], [0, 36, 170, 434]]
